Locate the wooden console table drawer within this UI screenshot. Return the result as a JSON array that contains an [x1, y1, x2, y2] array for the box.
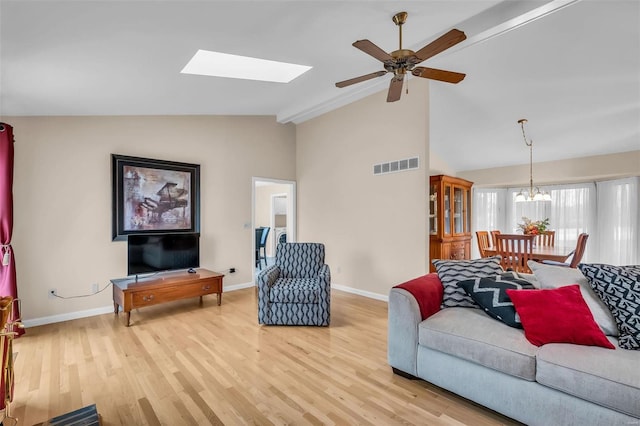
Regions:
[[111, 269, 224, 326], [131, 281, 218, 306]]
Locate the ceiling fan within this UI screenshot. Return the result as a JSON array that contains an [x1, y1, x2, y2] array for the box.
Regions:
[[335, 12, 467, 102]]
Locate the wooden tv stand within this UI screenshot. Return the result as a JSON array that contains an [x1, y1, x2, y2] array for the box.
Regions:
[[111, 268, 224, 326]]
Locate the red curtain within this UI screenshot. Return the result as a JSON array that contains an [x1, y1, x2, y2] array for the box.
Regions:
[[0, 123, 22, 337]]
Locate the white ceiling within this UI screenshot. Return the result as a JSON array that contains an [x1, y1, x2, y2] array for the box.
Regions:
[[1, 1, 638, 172]]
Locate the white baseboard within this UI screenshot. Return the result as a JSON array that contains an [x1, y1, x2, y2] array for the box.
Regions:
[[23, 282, 386, 328], [22, 282, 256, 328], [224, 281, 255, 292], [228, 282, 389, 302], [331, 283, 388, 302], [22, 306, 116, 328]]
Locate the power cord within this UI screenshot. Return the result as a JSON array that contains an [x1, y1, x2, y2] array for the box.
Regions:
[[51, 283, 112, 300]]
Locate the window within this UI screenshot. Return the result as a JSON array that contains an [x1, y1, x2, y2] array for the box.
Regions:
[[595, 177, 640, 265], [471, 188, 506, 257], [547, 184, 596, 256]]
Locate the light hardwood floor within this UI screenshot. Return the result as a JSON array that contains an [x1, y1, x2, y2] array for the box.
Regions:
[[11, 288, 521, 425]]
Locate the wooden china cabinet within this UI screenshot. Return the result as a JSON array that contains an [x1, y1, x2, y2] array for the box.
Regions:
[[429, 175, 473, 272]]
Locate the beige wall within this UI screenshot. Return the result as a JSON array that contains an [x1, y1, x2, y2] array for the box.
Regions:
[[458, 150, 640, 187], [429, 151, 456, 176], [5, 115, 295, 322], [296, 81, 430, 297], [6, 108, 633, 323]]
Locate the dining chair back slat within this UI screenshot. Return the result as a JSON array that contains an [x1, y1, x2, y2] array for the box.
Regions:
[[476, 231, 491, 258], [490, 230, 501, 247], [535, 231, 555, 247], [495, 234, 535, 274]]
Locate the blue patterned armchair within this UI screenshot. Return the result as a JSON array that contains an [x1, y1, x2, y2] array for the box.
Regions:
[[258, 243, 330, 326]]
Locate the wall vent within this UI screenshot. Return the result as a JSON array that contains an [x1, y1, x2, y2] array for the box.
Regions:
[[373, 156, 419, 176]]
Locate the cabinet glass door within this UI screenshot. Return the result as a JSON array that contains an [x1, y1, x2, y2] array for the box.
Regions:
[[454, 186, 463, 234], [444, 185, 451, 235], [429, 184, 438, 235]]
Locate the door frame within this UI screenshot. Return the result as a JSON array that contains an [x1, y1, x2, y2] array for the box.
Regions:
[[252, 177, 296, 283]]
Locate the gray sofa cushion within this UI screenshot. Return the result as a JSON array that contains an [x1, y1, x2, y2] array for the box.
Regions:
[[419, 307, 538, 380], [269, 278, 320, 303], [537, 339, 640, 418]]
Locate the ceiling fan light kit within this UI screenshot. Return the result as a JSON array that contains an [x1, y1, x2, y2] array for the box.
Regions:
[[335, 11, 467, 102]]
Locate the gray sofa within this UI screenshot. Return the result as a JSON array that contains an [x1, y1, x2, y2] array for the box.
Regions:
[[388, 273, 640, 426]]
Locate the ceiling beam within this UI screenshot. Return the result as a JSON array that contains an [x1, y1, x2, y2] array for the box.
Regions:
[[443, 0, 582, 56], [278, 0, 582, 124]]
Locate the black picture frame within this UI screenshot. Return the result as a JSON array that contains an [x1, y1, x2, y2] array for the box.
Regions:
[[111, 154, 200, 241]]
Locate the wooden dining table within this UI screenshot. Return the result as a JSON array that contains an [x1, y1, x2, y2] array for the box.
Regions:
[[484, 245, 574, 263]]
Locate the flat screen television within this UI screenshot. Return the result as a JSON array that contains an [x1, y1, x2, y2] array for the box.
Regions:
[[127, 233, 199, 276]]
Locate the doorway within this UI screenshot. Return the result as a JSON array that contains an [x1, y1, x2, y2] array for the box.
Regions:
[[252, 178, 296, 282], [271, 193, 288, 256]]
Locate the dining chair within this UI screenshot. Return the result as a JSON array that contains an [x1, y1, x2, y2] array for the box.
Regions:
[[542, 233, 589, 268], [535, 230, 555, 247], [475, 231, 491, 258], [494, 234, 535, 274], [568, 233, 589, 267], [490, 230, 501, 247], [255, 227, 270, 269], [255, 227, 264, 268]]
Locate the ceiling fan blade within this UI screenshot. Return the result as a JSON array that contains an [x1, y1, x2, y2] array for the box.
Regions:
[[353, 39, 394, 63], [413, 29, 466, 62], [387, 74, 404, 102], [412, 67, 466, 84], [335, 70, 388, 88]]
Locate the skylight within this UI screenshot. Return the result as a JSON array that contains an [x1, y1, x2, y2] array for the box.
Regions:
[[180, 50, 312, 83]]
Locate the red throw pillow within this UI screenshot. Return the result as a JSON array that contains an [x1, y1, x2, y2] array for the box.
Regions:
[[506, 285, 615, 349]]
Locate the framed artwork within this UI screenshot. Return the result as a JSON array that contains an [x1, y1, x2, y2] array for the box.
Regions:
[[112, 154, 200, 241]]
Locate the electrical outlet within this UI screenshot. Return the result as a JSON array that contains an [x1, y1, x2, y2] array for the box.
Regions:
[[229, 267, 236, 273], [48, 288, 57, 299], [92, 283, 99, 293]]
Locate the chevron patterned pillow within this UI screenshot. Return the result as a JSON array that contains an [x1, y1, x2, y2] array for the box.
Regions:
[[458, 276, 536, 328], [433, 256, 504, 308], [578, 263, 640, 350]]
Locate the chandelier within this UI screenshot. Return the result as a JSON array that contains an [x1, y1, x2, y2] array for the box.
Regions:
[[515, 119, 551, 202]]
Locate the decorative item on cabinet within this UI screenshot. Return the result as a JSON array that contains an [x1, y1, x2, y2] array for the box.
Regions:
[[429, 175, 473, 272]]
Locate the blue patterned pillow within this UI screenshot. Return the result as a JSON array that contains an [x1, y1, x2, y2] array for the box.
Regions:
[[458, 276, 536, 328], [578, 263, 640, 350], [433, 256, 504, 308]]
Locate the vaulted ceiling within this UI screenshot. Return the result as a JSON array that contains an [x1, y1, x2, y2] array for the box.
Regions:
[[1, 1, 638, 172]]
